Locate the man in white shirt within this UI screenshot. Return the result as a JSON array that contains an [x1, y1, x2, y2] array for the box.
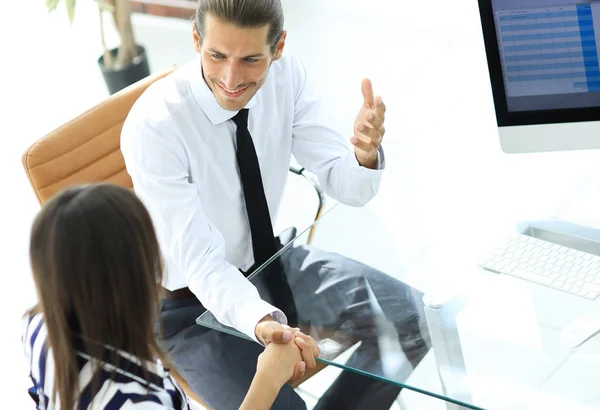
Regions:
[[121, 0, 430, 408]]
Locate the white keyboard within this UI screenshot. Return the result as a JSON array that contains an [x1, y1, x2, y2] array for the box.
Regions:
[[479, 232, 600, 300]]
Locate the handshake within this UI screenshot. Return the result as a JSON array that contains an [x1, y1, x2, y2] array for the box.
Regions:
[[255, 318, 321, 386], [239, 319, 320, 409]]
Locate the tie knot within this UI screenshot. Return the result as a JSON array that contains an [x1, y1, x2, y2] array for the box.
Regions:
[[232, 109, 249, 128]]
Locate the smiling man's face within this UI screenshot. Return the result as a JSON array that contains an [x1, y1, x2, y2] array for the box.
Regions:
[[193, 14, 286, 111]]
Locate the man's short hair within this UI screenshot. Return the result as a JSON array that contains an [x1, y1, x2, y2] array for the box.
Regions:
[[195, 0, 285, 54]]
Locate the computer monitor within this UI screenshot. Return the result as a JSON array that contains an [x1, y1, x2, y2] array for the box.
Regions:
[[478, 0, 600, 153]]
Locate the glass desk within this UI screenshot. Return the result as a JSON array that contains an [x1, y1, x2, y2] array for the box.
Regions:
[[197, 200, 600, 410]]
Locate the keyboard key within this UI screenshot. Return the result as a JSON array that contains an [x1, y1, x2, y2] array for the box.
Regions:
[[568, 271, 579, 278], [584, 283, 600, 294], [578, 289, 590, 298], [511, 269, 554, 285], [503, 265, 515, 274]]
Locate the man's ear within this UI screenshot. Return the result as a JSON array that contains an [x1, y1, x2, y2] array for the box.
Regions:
[[193, 26, 202, 54], [272, 31, 287, 61]]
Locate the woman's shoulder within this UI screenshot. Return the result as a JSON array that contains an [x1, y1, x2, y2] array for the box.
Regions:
[[22, 312, 47, 363], [22, 312, 51, 409], [21, 312, 190, 409]]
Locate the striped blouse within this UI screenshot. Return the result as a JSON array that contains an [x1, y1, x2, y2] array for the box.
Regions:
[[22, 314, 191, 409]]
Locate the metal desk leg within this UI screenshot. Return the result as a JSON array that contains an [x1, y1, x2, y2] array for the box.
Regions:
[[423, 292, 473, 410]]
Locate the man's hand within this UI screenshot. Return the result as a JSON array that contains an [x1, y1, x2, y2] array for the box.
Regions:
[[255, 316, 294, 345], [255, 316, 320, 380], [350, 78, 386, 169], [290, 330, 320, 372]]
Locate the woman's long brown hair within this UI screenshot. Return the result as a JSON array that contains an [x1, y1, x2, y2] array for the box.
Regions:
[[28, 183, 167, 409]]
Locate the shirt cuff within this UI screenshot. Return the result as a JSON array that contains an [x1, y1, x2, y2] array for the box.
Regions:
[[237, 300, 287, 344], [347, 145, 385, 172], [376, 145, 386, 170], [349, 145, 386, 173]]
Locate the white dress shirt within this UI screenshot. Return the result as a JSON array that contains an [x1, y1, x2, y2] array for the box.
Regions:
[[121, 50, 385, 342]]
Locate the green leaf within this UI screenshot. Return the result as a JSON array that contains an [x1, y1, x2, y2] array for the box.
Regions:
[[95, 0, 116, 13], [45, 0, 60, 13], [65, 0, 76, 23]]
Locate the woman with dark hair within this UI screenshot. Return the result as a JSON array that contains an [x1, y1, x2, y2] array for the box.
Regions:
[[22, 183, 302, 409]]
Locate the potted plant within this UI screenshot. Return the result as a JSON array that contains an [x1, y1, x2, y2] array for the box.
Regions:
[[45, 0, 151, 94]]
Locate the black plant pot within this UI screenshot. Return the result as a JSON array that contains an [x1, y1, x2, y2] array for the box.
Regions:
[[98, 45, 150, 95]]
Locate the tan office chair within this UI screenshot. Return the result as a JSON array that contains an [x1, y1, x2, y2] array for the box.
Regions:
[[21, 67, 326, 405]]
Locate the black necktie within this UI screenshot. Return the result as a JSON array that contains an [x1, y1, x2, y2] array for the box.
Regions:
[[232, 109, 298, 324], [232, 109, 279, 267]]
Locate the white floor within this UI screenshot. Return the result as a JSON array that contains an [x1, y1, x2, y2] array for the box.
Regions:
[[4, 1, 600, 409]]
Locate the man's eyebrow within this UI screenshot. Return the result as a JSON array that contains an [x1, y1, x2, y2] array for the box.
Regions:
[[241, 53, 266, 59], [207, 48, 265, 59], [207, 48, 225, 55]]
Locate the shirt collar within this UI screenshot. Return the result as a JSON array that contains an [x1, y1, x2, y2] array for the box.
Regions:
[[73, 334, 168, 380], [189, 57, 258, 125]]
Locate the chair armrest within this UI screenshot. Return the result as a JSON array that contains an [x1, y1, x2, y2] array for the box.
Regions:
[[288, 166, 325, 244], [288, 164, 304, 175]]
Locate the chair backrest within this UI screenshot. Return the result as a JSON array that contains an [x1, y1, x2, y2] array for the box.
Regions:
[[22, 67, 176, 205]]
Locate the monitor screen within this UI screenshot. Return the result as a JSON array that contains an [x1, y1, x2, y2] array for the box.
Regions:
[[479, 0, 600, 127]]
